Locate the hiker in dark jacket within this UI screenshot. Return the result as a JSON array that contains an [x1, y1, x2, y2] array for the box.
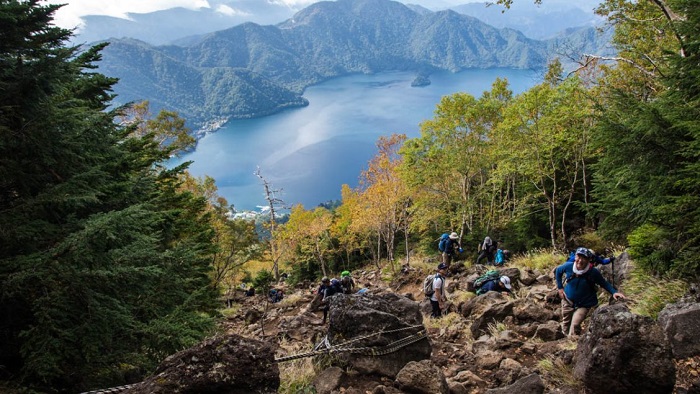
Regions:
[[479, 276, 513, 296], [554, 247, 626, 336], [441, 232, 462, 269], [476, 236, 497, 265], [322, 278, 342, 324]]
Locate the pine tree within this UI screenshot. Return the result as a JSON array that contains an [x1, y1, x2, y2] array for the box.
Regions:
[[0, 1, 218, 391]]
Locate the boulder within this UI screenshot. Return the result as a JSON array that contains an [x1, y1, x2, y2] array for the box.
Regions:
[[313, 366, 345, 394], [658, 301, 700, 359], [485, 373, 544, 394], [322, 292, 431, 379], [124, 334, 279, 394], [573, 303, 675, 394], [394, 359, 449, 394]]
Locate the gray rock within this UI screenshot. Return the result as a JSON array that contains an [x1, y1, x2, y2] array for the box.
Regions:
[[658, 301, 700, 359], [573, 303, 675, 394], [485, 373, 544, 394], [124, 334, 279, 394], [322, 292, 431, 379], [313, 366, 345, 394], [395, 359, 449, 394]]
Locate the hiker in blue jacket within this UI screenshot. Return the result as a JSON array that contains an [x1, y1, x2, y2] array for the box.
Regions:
[[479, 275, 513, 296], [555, 247, 626, 336], [441, 232, 462, 269]]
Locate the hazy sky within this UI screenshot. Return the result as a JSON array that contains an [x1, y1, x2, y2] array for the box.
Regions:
[[44, 0, 493, 29]]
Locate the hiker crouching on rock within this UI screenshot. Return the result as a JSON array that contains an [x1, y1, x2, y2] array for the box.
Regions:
[[555, 247, 626, 336], [479, 275, 513, 296], [430, 263, 448, 318]]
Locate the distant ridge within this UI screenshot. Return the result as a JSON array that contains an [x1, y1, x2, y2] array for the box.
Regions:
[[94, 0, 610, 131]]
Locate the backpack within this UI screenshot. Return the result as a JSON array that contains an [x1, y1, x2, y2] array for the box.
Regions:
[[494, 249, 504, 265], [437, 233, 450, 252], [473, 270, 501, 294], [423, 274, 436, 297], [341, 275, 354, 293]]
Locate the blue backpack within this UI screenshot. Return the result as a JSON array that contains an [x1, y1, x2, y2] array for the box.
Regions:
[[438, 233, 450, 252]]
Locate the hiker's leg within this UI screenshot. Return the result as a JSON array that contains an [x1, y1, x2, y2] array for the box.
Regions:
[[430, 300, 441, 318], [560, 299, 574, 335], [323, 304, 329, 323], [476, 251, 487, 265], [570, 307, 590, 335]]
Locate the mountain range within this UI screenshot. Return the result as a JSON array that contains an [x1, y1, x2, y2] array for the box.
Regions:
[[92, 0, 613, 131]]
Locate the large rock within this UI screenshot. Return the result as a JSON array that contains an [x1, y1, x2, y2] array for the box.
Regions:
[[124, 334, 279, 394], [573, 303, 675, 394], [394, 360, 449, 394], [658, 301, 700, 359], [485, 373, 544, 394], [322, 292, 431, 379]]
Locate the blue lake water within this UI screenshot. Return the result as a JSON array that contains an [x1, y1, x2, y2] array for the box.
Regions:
[[169, 69, 542, 211]]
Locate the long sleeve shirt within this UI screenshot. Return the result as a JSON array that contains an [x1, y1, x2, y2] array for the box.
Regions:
[[554, 262, 617, 308]]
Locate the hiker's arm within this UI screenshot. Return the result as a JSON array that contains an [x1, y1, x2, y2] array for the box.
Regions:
[[595, 271, 624, 298], [554, 265, 565, 296]]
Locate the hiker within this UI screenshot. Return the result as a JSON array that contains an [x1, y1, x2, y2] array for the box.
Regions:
[[244, 287, 255, 297], [554, 247, 626, 336], [310, 277, 330, 311], [441, 232, 462, 268], [268, 288, 283, 303], [478, 275, 513, 296], [565, 248, 615, 267], [322, 278, 342, 324], [430, 263, 449, 318], [476, 236, 497, 265], [340, 270, 355, 294]]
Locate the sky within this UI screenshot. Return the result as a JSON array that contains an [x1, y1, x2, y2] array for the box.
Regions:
[[43, 0, 484, 29]]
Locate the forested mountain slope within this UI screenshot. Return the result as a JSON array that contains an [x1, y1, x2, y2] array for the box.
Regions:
[[95, 0, 610, 130]]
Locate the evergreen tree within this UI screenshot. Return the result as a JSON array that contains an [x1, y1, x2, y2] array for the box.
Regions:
[[0, 1, 218, 391], [592, 0, 700, 276]]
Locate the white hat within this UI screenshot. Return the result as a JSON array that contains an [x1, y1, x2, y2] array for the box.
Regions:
[[449, 232, 459, 240], [500, 276, 512, 290]]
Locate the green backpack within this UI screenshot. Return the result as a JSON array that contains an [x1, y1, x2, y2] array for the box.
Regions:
[[474, 270, 501, 295]]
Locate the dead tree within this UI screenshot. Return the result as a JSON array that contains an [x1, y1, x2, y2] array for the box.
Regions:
[[254, 167, 286, 280]]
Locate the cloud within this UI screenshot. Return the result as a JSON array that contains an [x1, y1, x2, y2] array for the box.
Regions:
[[215, 4, 250, 17], [45, 0, 211, 29]]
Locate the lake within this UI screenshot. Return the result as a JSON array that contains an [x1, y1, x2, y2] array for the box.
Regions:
[[169, 68, 542, 211]]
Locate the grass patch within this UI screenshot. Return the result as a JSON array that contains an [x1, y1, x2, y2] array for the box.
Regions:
[[279, 292, 304, 307], [423, 311, 462, 329], [220, 304, 241, 318], [509, 248, 566, 272], [486, 321, 507, 337], [449, 289, 476, 305], [277, 339, 317, 394], [623, 270, 688, 319], [538, 355, 582, 390]]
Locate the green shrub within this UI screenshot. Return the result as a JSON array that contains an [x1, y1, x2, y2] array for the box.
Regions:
[[628, 223, 675, 275]]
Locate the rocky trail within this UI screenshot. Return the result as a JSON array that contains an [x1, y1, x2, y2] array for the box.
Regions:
[[113, 253, 700, 394]]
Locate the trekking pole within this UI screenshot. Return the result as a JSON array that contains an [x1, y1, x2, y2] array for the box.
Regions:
[[609, 255, 616, 305]]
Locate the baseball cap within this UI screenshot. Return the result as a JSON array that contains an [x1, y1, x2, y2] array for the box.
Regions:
[[437, 263, 448, 270], [500, 276, 512, 289]]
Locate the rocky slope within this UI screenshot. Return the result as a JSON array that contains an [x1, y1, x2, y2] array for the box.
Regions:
[[108, 253, 700, 393]]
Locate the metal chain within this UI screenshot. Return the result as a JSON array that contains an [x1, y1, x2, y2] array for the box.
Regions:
[[80, 325, 428, 392], [275, 324, 427, 363], [79, 384, 137, 394]]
